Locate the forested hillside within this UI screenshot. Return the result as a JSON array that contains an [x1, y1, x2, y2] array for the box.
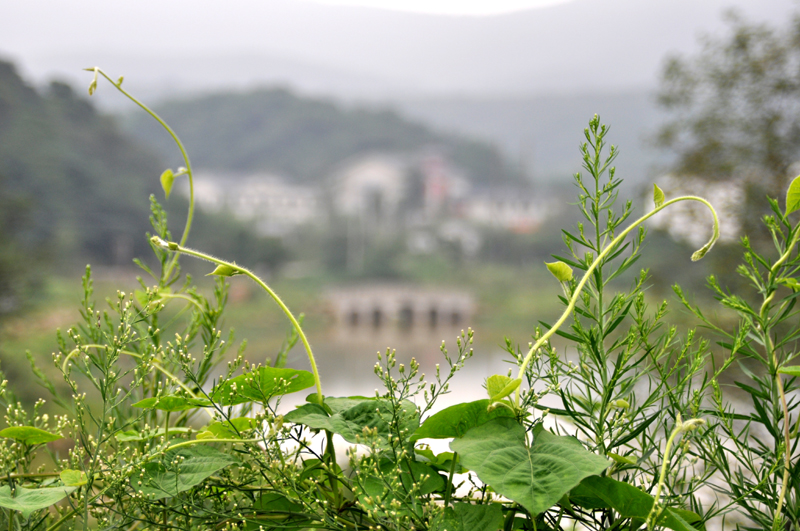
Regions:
[[0, 60, 160, 266], [125, 88, 523, 185]]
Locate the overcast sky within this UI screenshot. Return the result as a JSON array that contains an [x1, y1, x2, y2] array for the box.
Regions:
[[1, 0, 797, 99]]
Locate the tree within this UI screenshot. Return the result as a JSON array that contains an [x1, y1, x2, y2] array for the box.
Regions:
[[657, 11, 800, 235]]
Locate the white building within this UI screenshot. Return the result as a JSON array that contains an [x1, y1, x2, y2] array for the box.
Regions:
[[188, 172, 323, 237]]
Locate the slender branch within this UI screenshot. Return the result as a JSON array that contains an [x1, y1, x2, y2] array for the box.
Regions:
[[87, 68, 195, 282], [150, 238, 324, 404], [515, 195, 719, 406]]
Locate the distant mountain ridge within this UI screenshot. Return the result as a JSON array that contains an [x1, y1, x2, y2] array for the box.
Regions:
[[124, 88, 523, 186]]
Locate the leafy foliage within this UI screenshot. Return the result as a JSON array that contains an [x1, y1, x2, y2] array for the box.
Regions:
[[1, 72, 798, 531]]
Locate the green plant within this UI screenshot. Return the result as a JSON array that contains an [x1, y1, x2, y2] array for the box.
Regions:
[[1, 68, 798, 531]]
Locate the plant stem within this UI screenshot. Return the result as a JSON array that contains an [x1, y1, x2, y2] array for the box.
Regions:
[[758, 226, 799, 530], [92, 68, 195, 282], [443, 452, 458, 508], [156, 242, 324, 404], [515, 195, 719, 407]]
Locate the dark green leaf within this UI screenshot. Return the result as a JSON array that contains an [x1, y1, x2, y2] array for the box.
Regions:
[[212, 366, 316, 405], [432, 502, 503, 531], [575, 476, 700, 531], [131, 445, 237, 500], [115, 427, 192, 442], [0, 486, 76, 518], [132, 396, 212, 412], [0, 426, 61, 445], [411, 399, 515, 441], [450, 418, 610, 515], [285, 397, 418, 446]]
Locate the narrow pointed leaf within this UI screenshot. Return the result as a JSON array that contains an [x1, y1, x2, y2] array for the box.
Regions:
[[778, 365, 800, 377], [132, 396, 212, 412], [160, 169, 175, 199], [653, 183, 665, 208]]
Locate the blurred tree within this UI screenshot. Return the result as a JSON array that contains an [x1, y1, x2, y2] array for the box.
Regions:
[[0, 175, 43, 319], [656, 11, 800, 236]]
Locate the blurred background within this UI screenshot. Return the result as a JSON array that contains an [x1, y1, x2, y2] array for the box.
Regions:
[[1, 0, 798, 403]]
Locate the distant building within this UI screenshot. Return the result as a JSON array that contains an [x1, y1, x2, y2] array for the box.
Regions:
[[188, 172, 323, 237], [461, 187, 546, 233], [330, 154, 407, 225]]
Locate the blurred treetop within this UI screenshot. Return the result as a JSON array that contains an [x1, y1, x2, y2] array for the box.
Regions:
[[657, 10, 800, 231], [125, 88, 524, 186]]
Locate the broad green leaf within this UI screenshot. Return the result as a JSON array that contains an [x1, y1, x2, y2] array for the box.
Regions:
[[786, 173, 800, 214], [131, 445, 237, 500], [212, 367, 315, 405], [411, 399, 515, 441], [415, 447, 466, 473], [160, 169, 175, 199], [60, 469, 88, 487], [361, 459, 444, 499], [201, 417, 259, 439], [432, 503, 503, 531], [574, 476, 701, 531], [653, 183, 665, 208], [486, 375, 521, 401], [207, 264, 241, 277], [778, 365, 800, 377], [545, 261, 573, 282], [285, 396, 418, 446], [115, 427, 192, 442], [0, 426, 61, 445], [0, 486, 76, 518], [132, 396, 212, 412], [450, 418, 610, 515]]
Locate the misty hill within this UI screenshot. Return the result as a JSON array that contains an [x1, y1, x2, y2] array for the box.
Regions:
[[0, 59, 161, 265], [124, 88, 522, 185], [392, 90, 670, 186]]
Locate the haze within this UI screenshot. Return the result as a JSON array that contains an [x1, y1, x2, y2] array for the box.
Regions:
[[1, 0, 795, 100]]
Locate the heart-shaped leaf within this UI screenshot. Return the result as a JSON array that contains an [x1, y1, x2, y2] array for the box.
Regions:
[[131, 445, 237, 501], [0, 426, 61, 445], [411, 399, 514, 441], [0, 486, 76, 518], [211, 367, 315, 405], [285, 396, 418, 446], [432, 502, 503, 531], [450, 418, 610, 515]]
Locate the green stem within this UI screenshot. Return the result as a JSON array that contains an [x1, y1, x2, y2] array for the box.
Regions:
[[153, 240, 324, 404], [757, 227, 799, 530], [515, 195, 719, 407], [647, 423, 681, 529], [91, 68, 195, 282], [443, 452, 458, 508]]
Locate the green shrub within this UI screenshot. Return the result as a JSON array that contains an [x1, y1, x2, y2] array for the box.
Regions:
[[0, 69, 796, 531]]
